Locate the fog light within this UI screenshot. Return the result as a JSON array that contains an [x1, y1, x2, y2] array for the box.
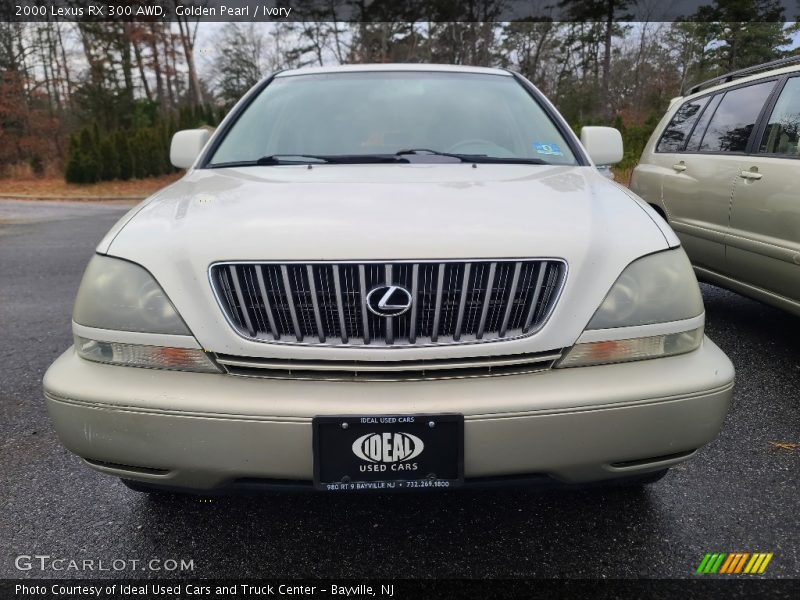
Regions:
[[557, 327, 703, 368], [74, 336, 221, 373]]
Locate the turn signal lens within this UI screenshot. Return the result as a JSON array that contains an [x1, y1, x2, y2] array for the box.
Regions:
[[557, 327, 703, 368], [74, 336, 221, 373]]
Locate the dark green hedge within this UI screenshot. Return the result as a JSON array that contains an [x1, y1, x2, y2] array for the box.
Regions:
[[65, 105, 223, 184]]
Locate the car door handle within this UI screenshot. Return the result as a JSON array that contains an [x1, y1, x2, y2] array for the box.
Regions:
[[739, 170, 762, 180], [672, 163, 687, 172]]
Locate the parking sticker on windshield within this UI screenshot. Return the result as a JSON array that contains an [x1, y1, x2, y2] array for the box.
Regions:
[[534, 142, 563, 156]]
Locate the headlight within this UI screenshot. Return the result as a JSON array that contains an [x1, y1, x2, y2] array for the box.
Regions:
[[72, 255, 221, 373], [75, 336, 220, 373], [586, 249, 703, 329], [73, 255, 189, 334], [558, 249, 704, 368]]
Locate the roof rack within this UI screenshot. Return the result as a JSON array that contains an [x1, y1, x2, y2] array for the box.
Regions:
[[686, 55, 800, 95]]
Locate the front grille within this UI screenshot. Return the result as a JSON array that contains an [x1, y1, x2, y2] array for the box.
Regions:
[[215, 350, 563, 381], [210, 259, 566, 347]]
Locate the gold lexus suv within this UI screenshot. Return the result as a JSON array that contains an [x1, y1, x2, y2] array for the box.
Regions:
[[631, 57, 800, 316], [43, 65, 734, 494]]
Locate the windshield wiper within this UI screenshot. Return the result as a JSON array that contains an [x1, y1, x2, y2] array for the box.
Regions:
[[395, 148, 549, 165], [256, 154, 342, 165], [209, 150, 548, 168], [206, 155, 335, 168], [210, 154, 409, 167]]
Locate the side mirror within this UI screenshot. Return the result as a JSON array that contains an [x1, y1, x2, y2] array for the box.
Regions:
[[170, 129, 211, 169], [580, 126, 623, 166]]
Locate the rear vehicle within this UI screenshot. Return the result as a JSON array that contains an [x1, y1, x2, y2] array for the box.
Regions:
[[43, 65, 734, 494], [632, 57, 800, 316]]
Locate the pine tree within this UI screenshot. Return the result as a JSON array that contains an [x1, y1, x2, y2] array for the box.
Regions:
[[132, 131, 148, 179], [692, 0, 790, 73], [178, 105, 193, 130], [64, 134, 84, 183], [159, 121, 172, 173], [115, 131, 133, 181], [79, 128, 99, 183], [145, 128, 161, 176], [203, 104, 216, 126], [99, 136, 119, 181]]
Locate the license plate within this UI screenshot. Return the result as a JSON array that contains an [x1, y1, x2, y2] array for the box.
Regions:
[[313, 414, 464, 491]]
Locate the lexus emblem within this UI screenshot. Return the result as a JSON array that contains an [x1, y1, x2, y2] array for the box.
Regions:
[[366, 285, 413, 317]]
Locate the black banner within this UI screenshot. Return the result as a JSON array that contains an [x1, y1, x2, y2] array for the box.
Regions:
[[5, 0, 800, 23], [2, 579, 799, 600]]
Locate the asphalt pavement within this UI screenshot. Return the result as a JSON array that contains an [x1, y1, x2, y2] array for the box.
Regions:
[[0, 199, 797, 580]]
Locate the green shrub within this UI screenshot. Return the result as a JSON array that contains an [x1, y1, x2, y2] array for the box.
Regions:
[[115, 131, 133, 181], [63, 102, 224, 182], [129, 129, 150, 178], [99, 137, 120, 181], [29, 154, 44, 176], [64, 135, 83, 183]]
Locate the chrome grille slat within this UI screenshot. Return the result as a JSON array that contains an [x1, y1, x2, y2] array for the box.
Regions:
[[216, 350, 563, 382], [537, 263, 561, 324], [280, 265, 303, 341], [510, 262, 535, 331], [292, 266, 314, 338], [255, 266, 280, 340], [217, 269, 241, 329], [332, 265, 348, 344], [228, 265, 256, 337], [419, 264, 436, 337], [499, 261, 522, 337], [217, 351, 563, 372], [385, 264, 394, 345], [476, 262, 496, 340], [453, 263, 471, 341], [242, 267, 266, 334], [342, 265, 360, 340], [266, 266, 290, 336], [306, 265, 326, 343], [358, 264, 371, 345], [409, 264, 419, 344], [431, 264, 445, 343], [490, 262, 513, 333], [318, 266, 338, 340], [211, 259, 566, 347], [523, 263, 548, 333]]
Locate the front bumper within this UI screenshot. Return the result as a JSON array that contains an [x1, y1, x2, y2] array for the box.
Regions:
[[43, 337, 734, 490]]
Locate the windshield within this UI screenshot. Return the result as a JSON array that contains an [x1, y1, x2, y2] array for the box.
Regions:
[[207, 71, 579, 167]]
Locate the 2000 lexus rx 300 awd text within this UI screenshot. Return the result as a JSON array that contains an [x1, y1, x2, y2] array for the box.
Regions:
[[43, 65, 735, 494]]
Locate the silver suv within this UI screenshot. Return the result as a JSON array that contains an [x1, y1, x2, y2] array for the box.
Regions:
[[632, 57, 800, 316]]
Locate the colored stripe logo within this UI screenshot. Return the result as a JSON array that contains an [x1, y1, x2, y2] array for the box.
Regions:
[[696, 553, 773, 574]]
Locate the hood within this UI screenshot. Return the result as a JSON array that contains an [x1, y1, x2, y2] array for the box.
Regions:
[[101, 164, 672, 359], [104, 163, 668, 259]]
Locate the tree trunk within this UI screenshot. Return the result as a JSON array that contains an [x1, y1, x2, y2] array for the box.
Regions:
[[165, 29, 178, 109], [120, 23, 135, 106], [176, 17, 203, 107], [603, 1, 614, 120], [131, 28, 152, 102], [55, 22, 73, 101], [149, 23, 166, 110]]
